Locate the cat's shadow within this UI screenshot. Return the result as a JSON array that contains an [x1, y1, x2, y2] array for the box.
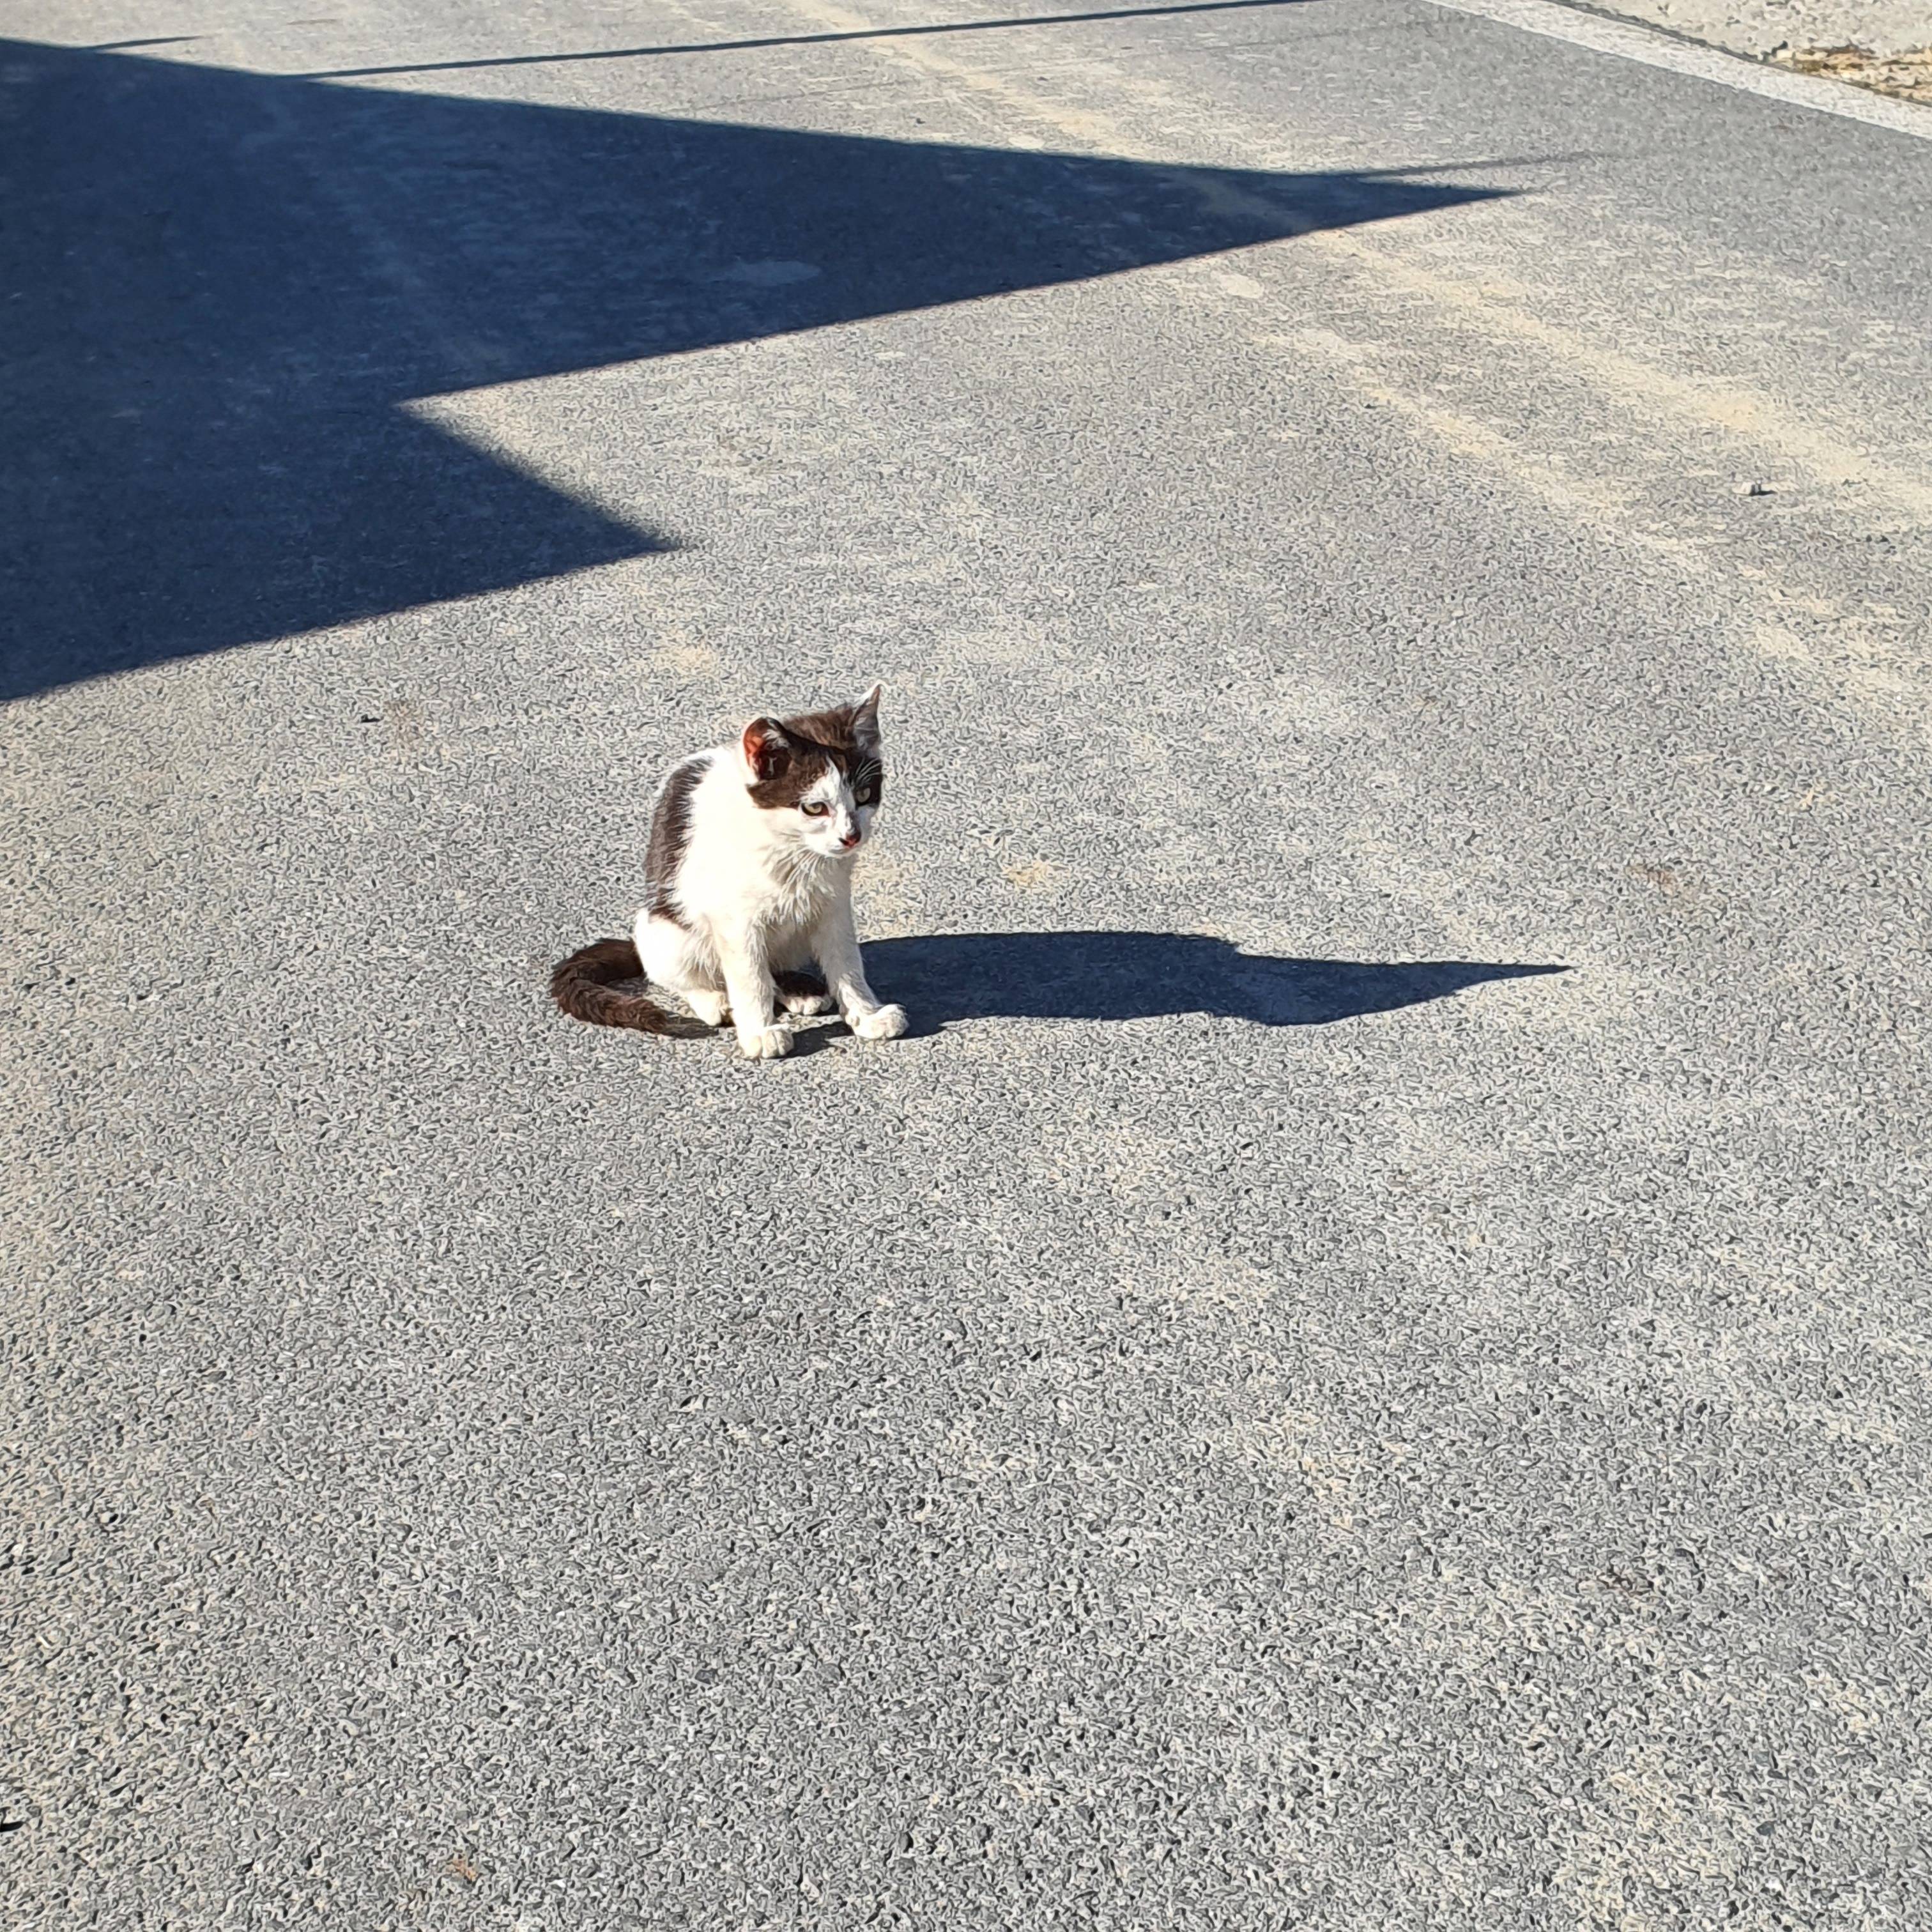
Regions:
[[856, 930, 1567, 1034]]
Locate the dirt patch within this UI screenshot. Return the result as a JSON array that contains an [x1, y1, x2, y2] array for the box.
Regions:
[[1593, 0, 1932, 102], [1769, 40, 1932, 101]]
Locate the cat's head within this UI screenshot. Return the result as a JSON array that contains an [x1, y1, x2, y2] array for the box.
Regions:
[[738, 684, 886, 859]]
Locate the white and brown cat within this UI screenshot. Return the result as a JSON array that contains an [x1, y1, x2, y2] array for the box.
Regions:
[[551, 686, 907, 1059]]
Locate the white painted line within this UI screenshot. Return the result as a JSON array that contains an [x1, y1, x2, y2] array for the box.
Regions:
[[1422, 0, 1932, 142]]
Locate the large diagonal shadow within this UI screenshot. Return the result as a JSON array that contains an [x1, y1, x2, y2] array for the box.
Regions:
[[0, 39, 1511, 700], [864, 931, 1567, 1028]]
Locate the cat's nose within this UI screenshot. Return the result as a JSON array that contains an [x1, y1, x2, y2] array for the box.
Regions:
[[839, 829, 861, 849]]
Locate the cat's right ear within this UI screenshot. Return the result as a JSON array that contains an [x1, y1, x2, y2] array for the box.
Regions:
[[740, 717, 791, 781]]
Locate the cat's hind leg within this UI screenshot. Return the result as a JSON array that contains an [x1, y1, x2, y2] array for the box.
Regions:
[[772, 968, 833, 1017], [767, 930, 832, 1016], [636, 912, 729, 1029]]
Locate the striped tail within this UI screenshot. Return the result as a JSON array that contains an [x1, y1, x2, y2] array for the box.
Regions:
[[548, 937, 712, 1037]]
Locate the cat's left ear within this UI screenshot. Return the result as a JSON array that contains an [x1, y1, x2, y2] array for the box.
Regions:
[[848, 682, 882, 747]]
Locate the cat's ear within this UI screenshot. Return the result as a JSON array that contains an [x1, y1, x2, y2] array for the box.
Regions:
[[848, 683, 882, 747], [740, 717, 792, 780]]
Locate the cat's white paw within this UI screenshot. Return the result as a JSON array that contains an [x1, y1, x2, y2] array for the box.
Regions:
[[779, 986, 834, 1016], [852, 1002, 908, 1041], [737, 1023, 794, 1061], [687, 990, 729, 1028]]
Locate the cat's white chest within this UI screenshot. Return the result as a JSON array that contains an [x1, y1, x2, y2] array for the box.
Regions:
[[759, 852, 844, 938]]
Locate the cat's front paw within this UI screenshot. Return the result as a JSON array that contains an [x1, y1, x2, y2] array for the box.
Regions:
[[851, 1002, 908, 1041], [737, 1023, 794, 1061]]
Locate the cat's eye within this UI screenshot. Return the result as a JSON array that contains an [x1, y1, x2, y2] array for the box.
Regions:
[[801, 801, 830, 818]]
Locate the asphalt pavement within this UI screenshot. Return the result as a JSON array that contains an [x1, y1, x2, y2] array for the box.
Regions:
[[4, 0, 1931, 1925]]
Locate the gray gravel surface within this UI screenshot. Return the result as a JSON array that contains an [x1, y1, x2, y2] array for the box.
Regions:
[[5, 0, 1931, 1926]]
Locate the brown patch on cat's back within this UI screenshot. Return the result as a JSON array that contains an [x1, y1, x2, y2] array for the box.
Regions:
[[647, 752, 709, 924]]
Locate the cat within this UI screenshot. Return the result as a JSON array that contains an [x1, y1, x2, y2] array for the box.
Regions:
[[550, 685, 908, 1060]]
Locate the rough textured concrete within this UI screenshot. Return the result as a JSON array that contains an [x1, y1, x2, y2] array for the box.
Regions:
[[1604, 0, 1929, 61], [4, 1, 1931, 1927]]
